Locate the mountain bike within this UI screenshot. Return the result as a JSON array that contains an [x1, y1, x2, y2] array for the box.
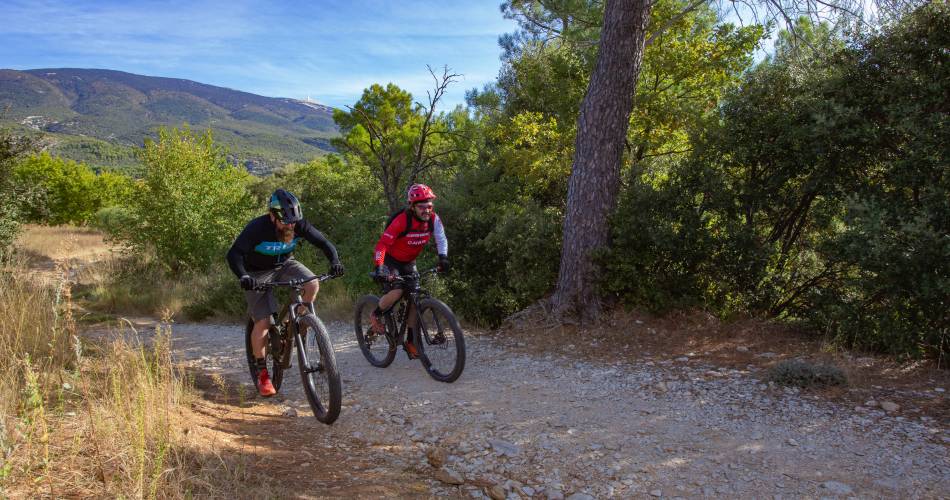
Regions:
[[244, 273, 342, 424], [354, 268, 465, 383]]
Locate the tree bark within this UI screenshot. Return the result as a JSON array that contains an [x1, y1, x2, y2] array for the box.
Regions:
[[551, 0, 651, 322]]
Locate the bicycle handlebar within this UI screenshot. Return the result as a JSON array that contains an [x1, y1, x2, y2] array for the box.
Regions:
[[369, 267, 440, 282], [253, 273, 341, 291]]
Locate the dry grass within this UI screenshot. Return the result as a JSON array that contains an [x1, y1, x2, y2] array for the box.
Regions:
[[0, 230, 285, 498], [13, 224, 115, 269]]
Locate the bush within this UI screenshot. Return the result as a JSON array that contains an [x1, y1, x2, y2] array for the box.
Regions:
[[438, 162, 563, 326], [12, 153, 134, 225], [124, 127, 255, 272], [90, 205, 136, 241], [766, 359, 847, 388]]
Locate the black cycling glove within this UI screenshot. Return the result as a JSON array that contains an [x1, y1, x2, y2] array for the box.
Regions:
[[239, 275, 257, 290], [374, 264, 392, 282], [437, 254, 450, 273], [330, 260, 345, 276]]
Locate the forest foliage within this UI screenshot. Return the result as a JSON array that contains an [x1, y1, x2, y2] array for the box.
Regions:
[[1, 2, 945, 357]]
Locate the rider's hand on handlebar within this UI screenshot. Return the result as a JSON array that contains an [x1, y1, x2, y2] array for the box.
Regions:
[[239, 275, 257, 290], [330, 260, 345, 276], [374, 264, 393, 282], [437, 254, 450, 273]]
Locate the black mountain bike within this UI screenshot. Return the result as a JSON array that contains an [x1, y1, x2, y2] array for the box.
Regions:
[[354, 269, 465, 383], [244, 274, 342, 424]]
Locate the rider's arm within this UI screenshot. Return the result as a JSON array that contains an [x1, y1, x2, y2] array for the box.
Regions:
[[432, 213, 448, 256], [295, 219, 340, 263], [226, 222, 255, 278], [373, 214, 406, 266]]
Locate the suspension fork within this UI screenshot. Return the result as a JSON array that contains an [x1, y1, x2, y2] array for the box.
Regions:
[[288, 290, 318, 369]]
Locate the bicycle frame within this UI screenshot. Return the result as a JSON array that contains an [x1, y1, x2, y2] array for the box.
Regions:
[[248, 272, 344, 423], [257, 274, 331, 363], [387, 269, 437, 343]]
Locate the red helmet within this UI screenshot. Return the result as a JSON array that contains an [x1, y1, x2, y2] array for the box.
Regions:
[[407, 183, 436, 204]]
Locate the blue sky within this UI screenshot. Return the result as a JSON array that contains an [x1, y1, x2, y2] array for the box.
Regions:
[[0, 0, 518, 109]]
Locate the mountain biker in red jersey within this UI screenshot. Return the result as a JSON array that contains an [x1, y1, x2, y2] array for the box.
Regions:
[[370, 184, 449, 358]]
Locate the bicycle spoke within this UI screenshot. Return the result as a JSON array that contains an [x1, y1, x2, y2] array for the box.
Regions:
[[354, 295, 397, 367]]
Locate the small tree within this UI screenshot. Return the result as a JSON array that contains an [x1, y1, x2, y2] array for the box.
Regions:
[[126, 127, 255, 271], [333, 67, 468, 212], [0, 128, 37, 260]]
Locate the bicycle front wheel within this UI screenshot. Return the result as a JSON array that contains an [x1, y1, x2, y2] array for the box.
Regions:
[[296, 315, 342, 424], [415, 298, 466, 383], [354, 295, 396, 368], [245, 319, 284, 391]]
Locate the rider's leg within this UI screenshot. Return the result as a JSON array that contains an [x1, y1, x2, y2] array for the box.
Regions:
[[250, 317, 271, 359], [376, 288, 403, 312], [369, 289, 400, 335], [406, 301, 417, 329], [244, 270, 277, 361], [403, 301, 419, 358], [302, 279, 319, 303], [297, 279, 319, 335]]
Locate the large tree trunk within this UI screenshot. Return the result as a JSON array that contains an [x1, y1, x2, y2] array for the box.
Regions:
[[551, 0, 651, 322]]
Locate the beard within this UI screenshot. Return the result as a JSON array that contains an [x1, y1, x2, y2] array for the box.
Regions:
[[277, 224, 294, 243]]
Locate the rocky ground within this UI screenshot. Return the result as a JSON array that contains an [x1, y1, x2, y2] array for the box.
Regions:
[[164, 317, 949, 499]]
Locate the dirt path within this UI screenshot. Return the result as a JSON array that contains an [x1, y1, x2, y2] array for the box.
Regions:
[[161, 317, 949, 499]]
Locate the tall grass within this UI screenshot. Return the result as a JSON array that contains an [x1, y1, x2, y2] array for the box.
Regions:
[[76, 252, 355, 322], [0, 257, 277, 497]]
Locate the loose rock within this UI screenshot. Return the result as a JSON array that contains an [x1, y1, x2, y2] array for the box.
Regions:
[[880, 401, 900, 413], [821, 481, 854, 495], [434, 468, 465, 485], [427, 447, 447, 468], [486, 484, 506, 500]]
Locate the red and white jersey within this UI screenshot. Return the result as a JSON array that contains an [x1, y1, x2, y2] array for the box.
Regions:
[[374, 212, 447, 266]]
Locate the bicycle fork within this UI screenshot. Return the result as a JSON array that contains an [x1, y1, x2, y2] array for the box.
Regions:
[[289, 299, 325, 374]]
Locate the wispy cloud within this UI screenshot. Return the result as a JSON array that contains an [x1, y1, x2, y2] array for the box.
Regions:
[[0, 0, 516, 108]]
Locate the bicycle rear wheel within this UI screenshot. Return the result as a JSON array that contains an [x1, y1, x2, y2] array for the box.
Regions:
[[296, 315, 342, 424], [354, 295, 397, 368], [245, 319, 284, 391], [415, 298, 466, 383]]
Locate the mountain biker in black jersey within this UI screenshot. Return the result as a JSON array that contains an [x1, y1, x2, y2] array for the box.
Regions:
[[226, 189, 344, 396]]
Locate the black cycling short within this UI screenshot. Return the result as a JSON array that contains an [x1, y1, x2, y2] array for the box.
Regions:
[[382, 255, 417, 292]]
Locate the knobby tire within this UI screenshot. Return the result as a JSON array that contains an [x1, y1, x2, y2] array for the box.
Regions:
[[297, 315, 342, 424], [354, 294, 397, 368], [415, 298, 466, 383]]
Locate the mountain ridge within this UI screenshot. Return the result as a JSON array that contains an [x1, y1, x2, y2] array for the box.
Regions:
[[0, 68, 339, 173]]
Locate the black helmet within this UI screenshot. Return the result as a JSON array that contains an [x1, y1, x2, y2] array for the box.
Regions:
[[269, 189, 303, 224]]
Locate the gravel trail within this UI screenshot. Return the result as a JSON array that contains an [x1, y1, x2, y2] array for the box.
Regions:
[[170, 319, 950, 499]]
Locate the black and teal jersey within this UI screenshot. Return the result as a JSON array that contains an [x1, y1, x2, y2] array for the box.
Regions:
[[226, 215, 339, 277]]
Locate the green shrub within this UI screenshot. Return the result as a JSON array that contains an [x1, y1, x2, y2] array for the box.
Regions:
[[90, 205, 136, 241], [767, 359, 847, 388], [13, 153, 119, 224], [125, 127, 255, 272], [180, 266, 246, 320], [438, 163, 563, 326]]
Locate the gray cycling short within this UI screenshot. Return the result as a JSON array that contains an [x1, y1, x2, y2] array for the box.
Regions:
[[244, 259, 316, 322]]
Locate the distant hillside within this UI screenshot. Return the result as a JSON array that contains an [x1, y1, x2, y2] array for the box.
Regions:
[[0, 68, 339, 174]]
